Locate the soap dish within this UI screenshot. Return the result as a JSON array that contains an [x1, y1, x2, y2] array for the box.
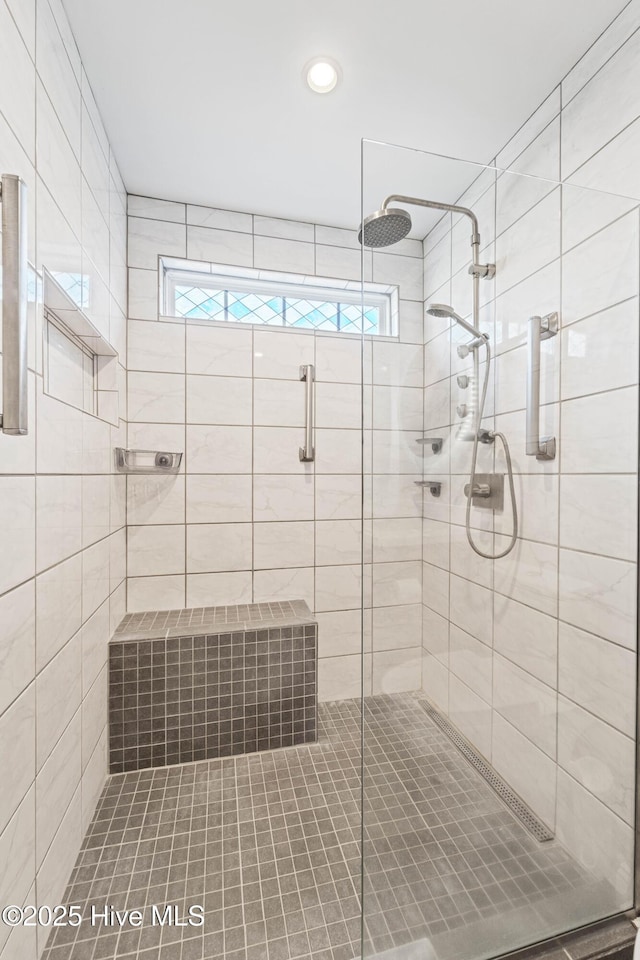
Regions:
[[115, 448, 182, 474]]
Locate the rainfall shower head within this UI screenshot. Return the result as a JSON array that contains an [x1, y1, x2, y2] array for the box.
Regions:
[[358, 207, 412, 248], [426, 302, 485, 341]]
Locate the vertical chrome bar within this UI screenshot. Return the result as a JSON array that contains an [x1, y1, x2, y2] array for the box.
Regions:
[[526, 312, 558, 461], [1, 174, 28, 435], [525, 316, 542, 457], [299, 363, 315, 462]]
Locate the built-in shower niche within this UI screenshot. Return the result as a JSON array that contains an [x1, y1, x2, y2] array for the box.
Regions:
[[108, 600, 317, 772]]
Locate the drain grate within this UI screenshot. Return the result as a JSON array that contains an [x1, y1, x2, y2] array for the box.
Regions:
[[419, 700, 554, 843]]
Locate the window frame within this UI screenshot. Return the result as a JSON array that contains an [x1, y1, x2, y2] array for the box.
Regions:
[[160, 257, 399, 337]]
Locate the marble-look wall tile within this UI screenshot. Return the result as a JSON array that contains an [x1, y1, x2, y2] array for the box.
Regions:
[[187, 475, 251, 523], [186, 204, 251, 232], [562, 1, 640, 105], [561, 25, 640, 178], [319, 653, 367, 702], [558, 622, 635, 736], [35, 709, 81, 866], [127, 524, 186, 577], [127, 475, 185, 526], [35, 631, 81, 770], [560, 386, 638, 475], [0, 478, 35, 594], [253, 521, 313, 570], [35, 554, 82, 670], [422, 605, 449, 664], [128, 195, 185, 222], [559, 549, 636, 649], [561, 212, 638, 325], [128, 216, 186, 269], [492, 714, 557, 830], [371, 648, 422, 695], [0, 686, 35, 837], [0, 790, 35, 955], [449, 675, 492, 759], [186, 571, 252, 607], [555, 769, 633, 900], [254, 567, 314, 608], [560, 474, 637, 561], [449, 625, 492, 703], [187, 425, 252, 474], [495, 190, 561, 294], [493, 536, 558, 617], [127, 371, 185, 423], [127, 575, 186, 613], [187, 374, 252, 425], [315, 564, 361, 612], [561, 300, 639, 400], [186, 324, 252, 377], [493, 595, 557, 687], [449, 575, 493, 646], [0, 582, 35, 717], [316, 609, 363, 658], [493, 655, 557, 759], [186, 226, 253, 266], [422, 652, 449, 712], [558, 695, 635, 824], [128, 317, 185, 373], [35, 788, 83, 922]]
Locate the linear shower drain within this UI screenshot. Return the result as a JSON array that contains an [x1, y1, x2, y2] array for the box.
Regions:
[[419, 700, 554, 843]]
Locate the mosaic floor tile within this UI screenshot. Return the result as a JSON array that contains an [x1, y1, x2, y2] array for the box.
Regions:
[[43, 694, 611, 960]]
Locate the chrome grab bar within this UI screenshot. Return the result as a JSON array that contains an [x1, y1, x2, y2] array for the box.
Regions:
[[0, 174, 28, 435], [526, 312, 558, 461], [299, 363, 315, 462]]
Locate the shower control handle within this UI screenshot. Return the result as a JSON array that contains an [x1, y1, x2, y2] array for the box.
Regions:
[[464, 481, 491, 499]]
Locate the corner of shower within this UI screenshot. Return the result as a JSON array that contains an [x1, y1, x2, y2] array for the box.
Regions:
[[357, 135, 640, 960]]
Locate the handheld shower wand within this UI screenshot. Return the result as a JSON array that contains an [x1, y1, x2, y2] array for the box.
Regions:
[[360, 194, 517, 559], [426, 303, 518, 560]]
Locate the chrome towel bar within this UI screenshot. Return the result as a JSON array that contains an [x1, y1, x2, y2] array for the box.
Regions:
[[299, 363, 315, 462], [0, 174, 28, 435], [526, 312, 558, 461]]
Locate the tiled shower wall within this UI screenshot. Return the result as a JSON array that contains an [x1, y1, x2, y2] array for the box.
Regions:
[[421, 0, 640, 906], [125, 200, 424, 701], [0, 0, 127, 957]]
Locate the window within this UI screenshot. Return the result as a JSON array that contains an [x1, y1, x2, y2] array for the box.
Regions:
[[161, 258, 398, 336]]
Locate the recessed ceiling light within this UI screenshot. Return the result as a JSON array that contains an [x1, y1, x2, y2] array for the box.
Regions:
[[305, 57, 341, 94]]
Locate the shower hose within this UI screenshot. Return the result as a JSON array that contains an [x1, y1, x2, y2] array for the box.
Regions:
[[465, 340, 518, 559]]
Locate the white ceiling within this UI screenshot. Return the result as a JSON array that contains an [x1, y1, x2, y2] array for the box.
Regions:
[[63, 0, 625, 236]]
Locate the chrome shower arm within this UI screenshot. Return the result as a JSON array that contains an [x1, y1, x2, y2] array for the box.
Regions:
[[381, 193, 481, 257]]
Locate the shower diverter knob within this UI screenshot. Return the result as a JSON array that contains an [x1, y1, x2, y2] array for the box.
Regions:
[[464, 481, 491, 498]]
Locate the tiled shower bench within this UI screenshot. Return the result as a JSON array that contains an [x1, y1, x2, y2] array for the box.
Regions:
[[108, 599, 317, 773]]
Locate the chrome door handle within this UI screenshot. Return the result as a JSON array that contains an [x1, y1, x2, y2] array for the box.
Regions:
[[299, 363, 315, 462]]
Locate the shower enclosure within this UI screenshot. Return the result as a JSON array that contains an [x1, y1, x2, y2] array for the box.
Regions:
[[359, 138, 640, 960]]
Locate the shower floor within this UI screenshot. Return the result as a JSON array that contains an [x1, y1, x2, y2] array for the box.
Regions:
[[42, 693, 614, 960]]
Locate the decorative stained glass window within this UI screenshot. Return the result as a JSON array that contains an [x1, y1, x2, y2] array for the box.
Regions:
[[161, 258, 397, 336]]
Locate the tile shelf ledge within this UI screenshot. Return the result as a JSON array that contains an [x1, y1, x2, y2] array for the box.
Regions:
[[43, 269, 117, 358]]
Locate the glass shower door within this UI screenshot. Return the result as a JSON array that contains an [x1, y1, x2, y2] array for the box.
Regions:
[[360, 136, 640, 960]]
